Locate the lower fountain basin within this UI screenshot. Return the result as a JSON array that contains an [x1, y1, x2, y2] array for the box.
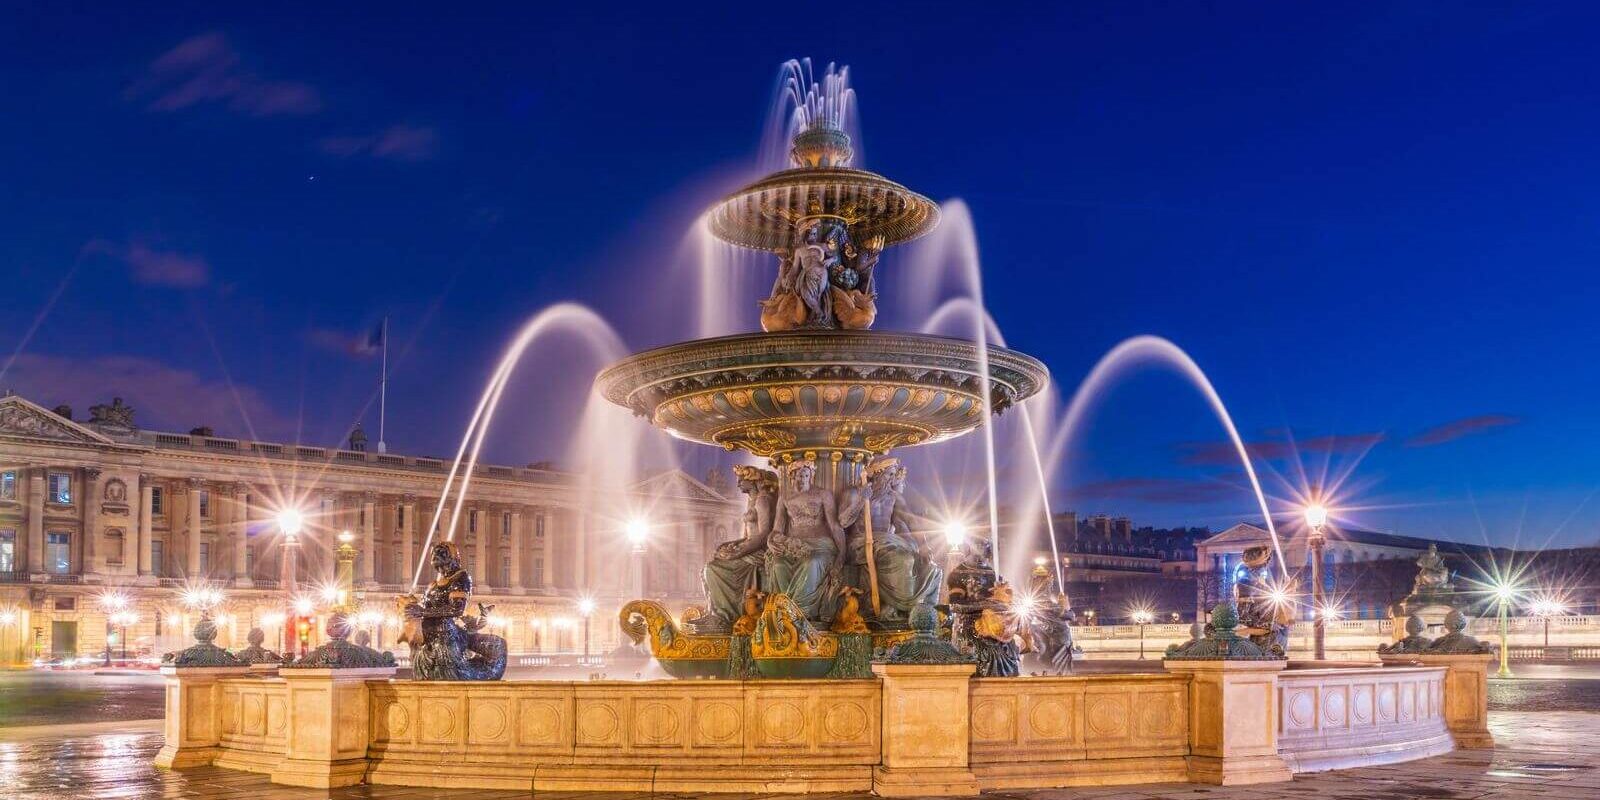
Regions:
[[597, 330, 1049, 465]]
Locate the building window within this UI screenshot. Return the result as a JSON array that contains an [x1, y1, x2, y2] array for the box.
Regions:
[[0, 530, 14, 572], [198, 490, 210, 518], [106, 530, 125, 565], [152, 540, 165, 576], [0, 471, 15, 500], [468, 510, 478, 534], [151, 487, 164, 515], [532, 558, 543, 586], [54, 596, 75, 611], [500, 558, 511, 586], [501, 512, 511, 538], [359, 506, 366, 528], [46, 532, 70, 573], [245, 549, 254, 576], [47, 472, 72, 504], [396, 505, 406, 529], [535, 514, 545, 539], [199, 542, 210, 573]]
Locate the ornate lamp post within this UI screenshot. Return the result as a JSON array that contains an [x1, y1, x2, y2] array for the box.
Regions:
[[1304, 503, 1329, 660], [1531, 597, 1566, 650], [1493, 583, 1516, 678], [1131, 608, 1154, 660], [111, 610, 137, 660], [625, 517, 649, 598], [577, 597, 596, 663], [335, 530, 357, 613], [276, 507, 304, 657], [98, 592, 128, 666]]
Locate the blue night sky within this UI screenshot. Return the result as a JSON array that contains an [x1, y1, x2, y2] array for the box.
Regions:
[[2, 3, 1596, 548]]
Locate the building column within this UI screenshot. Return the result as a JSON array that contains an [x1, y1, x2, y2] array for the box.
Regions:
[[26, 468, 45, 574], [574, 508, 588, 593], [471, 509, 489, 588], [539, 507, 555, 590], [399, 495, 416, 588], [509, 508, 524, 591], [232, 485, 252, 587], [185, 479, 203, 576], [138, 476, 155, 577], [83, 468, 101, 576], [360, 492, 377, 586]]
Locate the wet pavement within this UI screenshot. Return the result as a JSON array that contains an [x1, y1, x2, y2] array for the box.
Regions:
[[0, 670, 165, 728], [0, 711, 1597, 799]]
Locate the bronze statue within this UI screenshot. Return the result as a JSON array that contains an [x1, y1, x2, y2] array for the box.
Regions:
[[836, 458, 941, 627], [765, 459, 846, 621], [398, 542, 507, 680], [700, 465, 778, 632], [946, 537, 1022, 676], [1413, 543, 1454, 593], [1232, 545, 1292, 657]]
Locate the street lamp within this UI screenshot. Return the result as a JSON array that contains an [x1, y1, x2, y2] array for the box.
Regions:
[[1531, 595, 1566, 651], [276, 507, 305, 657], [1493, 582, 1517, 678], [942, 519, 968, 554], [1304, 502, 1330, 660], [98, 592, 128, 666], [1131, 608, 1154, 660], [624, 517, 649, 597], [577, 598, 596, 663], [335, 530, 358, 612]]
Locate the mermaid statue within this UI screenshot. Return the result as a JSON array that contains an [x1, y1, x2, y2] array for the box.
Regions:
[[399, 541, 508, 680]]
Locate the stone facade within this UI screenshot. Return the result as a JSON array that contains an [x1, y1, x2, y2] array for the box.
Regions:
[[0, 394, 740, 664]]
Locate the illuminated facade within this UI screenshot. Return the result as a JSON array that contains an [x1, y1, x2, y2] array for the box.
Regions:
[[0, 394, 739, 665]]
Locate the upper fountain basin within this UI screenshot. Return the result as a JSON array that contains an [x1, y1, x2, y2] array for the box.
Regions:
[[597, 330, 1048, 462], [706, 166, 940, 253]]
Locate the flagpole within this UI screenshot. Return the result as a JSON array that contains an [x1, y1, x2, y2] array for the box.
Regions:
[[377, 316, 388, 454]]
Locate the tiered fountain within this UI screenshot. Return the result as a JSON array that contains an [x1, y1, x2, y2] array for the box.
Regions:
[[599, 67, 1048, 679]]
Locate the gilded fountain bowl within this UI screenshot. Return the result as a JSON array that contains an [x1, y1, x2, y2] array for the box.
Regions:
[[596, 330, 1048, 464]]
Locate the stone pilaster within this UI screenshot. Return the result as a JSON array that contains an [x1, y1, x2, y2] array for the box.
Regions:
[[1380, 652, 1494, 748], [153, 665, 252, 769], [231, 485, 252, 586], [360, 491, 377, 586], [1163, 660, 1292, 785], [137, 475, 155, 579], [270, 666, 395, 788], [185, 478, 204, 576], [26, 468, 44, 574], [83, 467, 100, 575], [539, 507, 555, 590], [871, 663, 979, 797], [399, 495, 416, 587], [509, 508, 524, 591]]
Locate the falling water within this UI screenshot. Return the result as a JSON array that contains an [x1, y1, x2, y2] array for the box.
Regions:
[[922, 296, 1064, 596], [409, 303, 642, 590], [1028, 335, 1290, 577]]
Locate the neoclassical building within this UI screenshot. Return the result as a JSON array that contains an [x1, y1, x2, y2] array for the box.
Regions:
[[0, 394, 740, 665]]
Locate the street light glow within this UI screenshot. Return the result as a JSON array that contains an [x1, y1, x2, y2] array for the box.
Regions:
[[338, 529, 354, 544], [1130, 607, 1155, 625], [625, 517, 650, 546], [276, 507, 305, 537], [942, 519, 968, 551], [1304, 503, 1328, 530], [576, 598, 597, 617], [293, 597, 314, 616]]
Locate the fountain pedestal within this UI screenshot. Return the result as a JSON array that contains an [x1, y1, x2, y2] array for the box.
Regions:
[[872, 663, 980, 797], [270, 666, 397, 788], [154, 665, 252, 769], [1379, 652, 1494, 749], [1162, 660, 1292, 785]]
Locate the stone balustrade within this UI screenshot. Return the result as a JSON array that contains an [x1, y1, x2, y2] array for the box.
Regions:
[[155, 656, 1493, 795]]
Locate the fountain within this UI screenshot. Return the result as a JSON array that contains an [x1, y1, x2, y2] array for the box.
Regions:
[[599, 63, 1048, 678]]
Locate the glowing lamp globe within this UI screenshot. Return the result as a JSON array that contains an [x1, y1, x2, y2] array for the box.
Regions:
[[625, 518, 650, 546], [577, 598, 596, 617], [277, 508, 305, 538], [1304, 504, 1328, 530], [942, 520, 968, 551]]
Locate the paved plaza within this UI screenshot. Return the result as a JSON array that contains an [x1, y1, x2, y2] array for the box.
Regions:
[[0, 710, 1593, 800]]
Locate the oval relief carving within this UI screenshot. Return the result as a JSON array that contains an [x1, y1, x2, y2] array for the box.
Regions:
[[519, 701, 562, 745], [1322, 690, 1346, 726], [1377, 685, 1397, 721], [971, 699, 1014, 741], [420, 700, 457, 741], [1028, 697, 1070, 739], [577, 704, 620, 742], [242, 693, 265, 735], [761, 701, 805, 743], [1086, 696, 1127, 737], [1352, 687, 1373, 723], [696, 701, 741, 744], [1287, 691, 1313, 728], [822, 701, 869, 741], [635, 702, 680, 744], [386, 702, 411, 739], [472, 702, 508, 742]]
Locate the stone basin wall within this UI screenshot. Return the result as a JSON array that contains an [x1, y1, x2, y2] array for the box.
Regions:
[[156, 658, 1491, 795]]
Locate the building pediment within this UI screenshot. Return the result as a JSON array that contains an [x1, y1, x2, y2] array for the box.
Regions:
[[0, 395, 117, 446], [1198, 523, 1274, 548], [634, 469, 731, 503]]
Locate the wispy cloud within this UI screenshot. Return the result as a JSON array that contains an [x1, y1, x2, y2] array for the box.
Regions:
[[304, 325, 383, 358], [1178, 432, 1387, 466], [1406, 414, 1520, 447], [1072, 477, 1241, 504], [318, 124, 439, 161], [83, 239, 211, 288], [1, 353, 290, 439], [126, 32, 321, 117]]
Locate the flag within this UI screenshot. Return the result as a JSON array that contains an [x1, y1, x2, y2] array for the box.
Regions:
[[357, 319, 386, 355]]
